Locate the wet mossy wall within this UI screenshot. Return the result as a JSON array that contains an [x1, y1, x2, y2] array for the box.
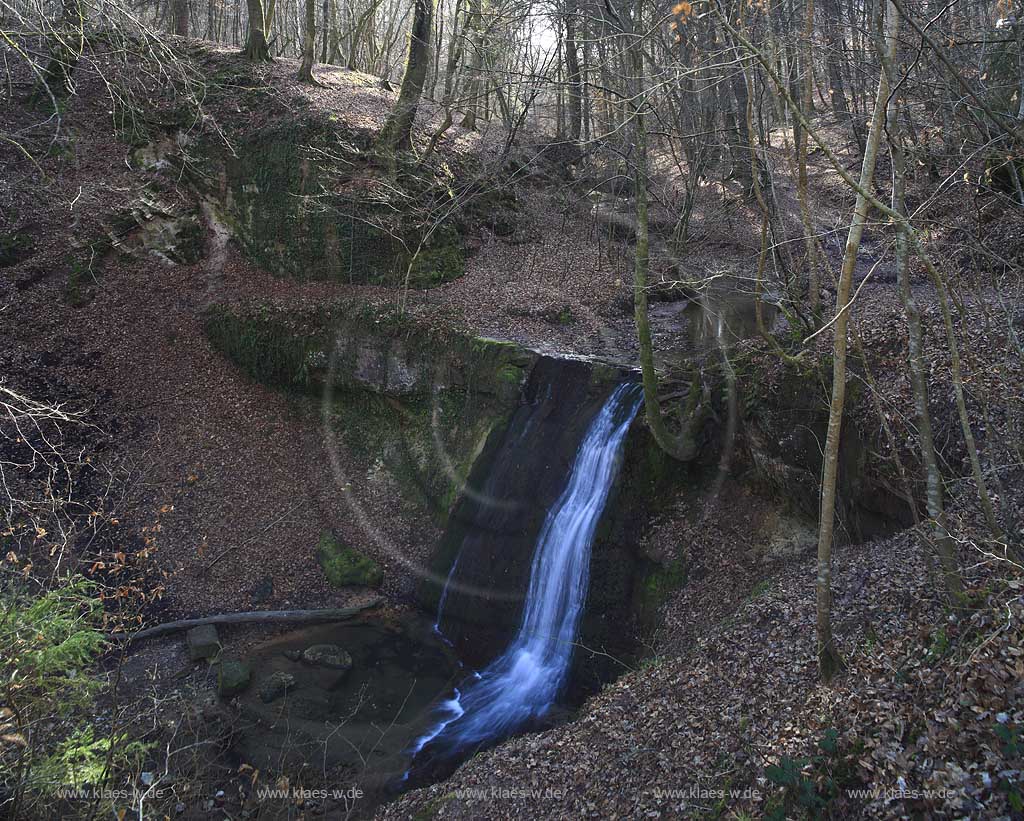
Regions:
[[205, 120, 464, 287], [737, 352, 915, 542]]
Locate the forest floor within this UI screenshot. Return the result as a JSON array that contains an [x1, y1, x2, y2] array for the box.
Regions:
[[3, 42, 1024, 819]]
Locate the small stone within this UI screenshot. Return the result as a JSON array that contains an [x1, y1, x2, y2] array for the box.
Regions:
[[174, 802, 185, 815], [300, 644, 353, 671], [251, 575, 273, 605], [282, 649, 302, 661], [258, 671, 296, 703], [218, 659, 251, 697], [186, 624, 221, 662]]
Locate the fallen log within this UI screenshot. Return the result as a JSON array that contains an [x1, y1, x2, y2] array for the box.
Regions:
[[113, 599, 383, 644]]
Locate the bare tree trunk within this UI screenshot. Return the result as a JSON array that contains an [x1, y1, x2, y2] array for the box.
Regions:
[[822, 0, 861, 149], [376, 0, 434, 152], [873, 16, 962, 597], [563, 0, 582, 142], [460, 0, 482, 129], [320, 0, 330, 62], [797, 0, 820, 317], [894, 142, 963, 596], [815, 0, 897, 682], [630, 6, 704, 463], [172, 0, 189, 36], [243, 0, 272, 60], [633, 101, 701, 463], [298, 0, 319, 82]]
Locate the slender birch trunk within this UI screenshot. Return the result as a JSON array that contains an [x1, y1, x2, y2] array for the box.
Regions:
[[815, 0, 897, 682]]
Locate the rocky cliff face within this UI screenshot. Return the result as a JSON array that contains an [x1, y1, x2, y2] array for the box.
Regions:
[[195, 117, 467, 288], [738, 352, 916, 544]]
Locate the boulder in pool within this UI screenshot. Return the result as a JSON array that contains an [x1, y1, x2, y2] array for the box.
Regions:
[[300, 644, 353, 671]]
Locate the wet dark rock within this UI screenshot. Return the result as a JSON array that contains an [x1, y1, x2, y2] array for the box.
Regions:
[[250, 575, 273, 605], [258, 671, 296, 703]]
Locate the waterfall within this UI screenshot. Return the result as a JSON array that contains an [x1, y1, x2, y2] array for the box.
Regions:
[[407, 382, 643, 772]]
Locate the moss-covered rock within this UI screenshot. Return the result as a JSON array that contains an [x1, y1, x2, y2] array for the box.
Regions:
[[186, 624, 221, 661], [300, 643, 353, 670], [258, 670, 295, 703], [202, 301, 535, 400], [218, 659, 252, 697], [317, 531, 383, 588], [201, 119, 466, 287], [203, 301, 535, 529], [202, 304, 323, 390]]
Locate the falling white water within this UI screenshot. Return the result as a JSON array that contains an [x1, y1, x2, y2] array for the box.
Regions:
[[407, 382, 643, 769]]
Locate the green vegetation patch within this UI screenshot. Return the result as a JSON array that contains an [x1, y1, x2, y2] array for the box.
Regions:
[[0, 231, 35, 267], [763, 728, 866, 820], [635, 555, 688, 629], [317, 531, 383, 588], [406, 239, 464, 288], [0, 577, 151, 811], [211, 121, 465, 287]]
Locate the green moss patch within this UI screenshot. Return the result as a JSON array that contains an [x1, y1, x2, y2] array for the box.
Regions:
[[635, 556, 688, 630], [317, 531, 383, 588], [406, 242, 463, 288], [0, 232, 35, 267], [202, 304, 324, 390], [208, 120, 465, 287]]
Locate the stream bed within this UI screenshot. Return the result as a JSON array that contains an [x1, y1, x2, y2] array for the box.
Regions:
[[231, 613, 460, 789]]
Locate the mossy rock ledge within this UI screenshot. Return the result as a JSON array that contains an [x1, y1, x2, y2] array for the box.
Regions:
[[202, 300, 548, 532], [202, 300, 536, 400], [196, 119, 466, 288]]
